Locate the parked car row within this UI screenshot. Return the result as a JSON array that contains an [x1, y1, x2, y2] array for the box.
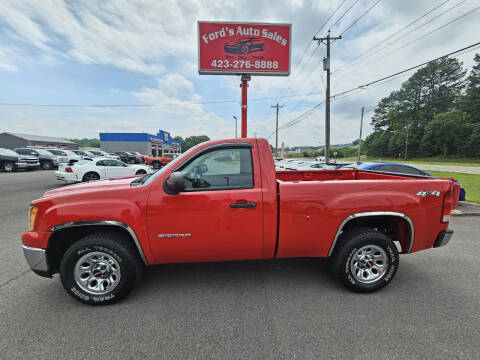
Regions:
[[55, 158, 152, 183], [0, 147, 127, 172], [0, 148, 39, 172], [274, 158, 338, 171]]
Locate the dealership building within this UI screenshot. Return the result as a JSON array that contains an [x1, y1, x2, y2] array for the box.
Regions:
[[0, 132, 78, 150], [99, 130, 181, 156]]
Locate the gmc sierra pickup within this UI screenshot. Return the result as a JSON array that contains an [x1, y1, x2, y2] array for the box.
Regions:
[[22, 138, 454, 305]]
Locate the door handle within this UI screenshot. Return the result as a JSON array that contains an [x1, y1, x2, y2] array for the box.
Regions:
[[229, 202, 257, 208]]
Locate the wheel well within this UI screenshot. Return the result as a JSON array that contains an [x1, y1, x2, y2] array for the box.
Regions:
[[47, 225, 141, 274], [82, 171, 99, 180], [337, 215, 412, 254]]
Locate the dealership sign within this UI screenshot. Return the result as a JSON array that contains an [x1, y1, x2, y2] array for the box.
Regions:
[[198, 21, 291, 75]]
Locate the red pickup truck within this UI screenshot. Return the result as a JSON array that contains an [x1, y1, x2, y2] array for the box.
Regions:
[[22, 138, 454, 305]]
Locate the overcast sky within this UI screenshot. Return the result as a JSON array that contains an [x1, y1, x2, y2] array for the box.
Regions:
[[0, 0, 478, 146]]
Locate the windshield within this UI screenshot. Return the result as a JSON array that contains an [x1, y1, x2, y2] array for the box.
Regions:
[[0, 148, 18, 156], [47, 149, 66, 155], [143, 143, 203, 185], [65, 150, 78, 156], [33, 149, 52, 156], [75, 160, 91, 166]]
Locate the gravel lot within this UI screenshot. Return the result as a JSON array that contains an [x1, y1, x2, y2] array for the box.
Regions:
[[1, 170, 479, 359]]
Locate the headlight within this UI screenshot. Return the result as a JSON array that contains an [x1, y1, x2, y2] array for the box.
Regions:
[[29, 206, 38, 230]]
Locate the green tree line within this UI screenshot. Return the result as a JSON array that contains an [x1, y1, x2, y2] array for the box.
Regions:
[[173, 135, 210, 151], [363, 54, 480, 159]]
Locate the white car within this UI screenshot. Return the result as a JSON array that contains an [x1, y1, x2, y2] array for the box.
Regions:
[[45, 149, 82, 164], [55, 158, 152, 183]]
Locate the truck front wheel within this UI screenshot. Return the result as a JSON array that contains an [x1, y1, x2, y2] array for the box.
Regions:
[[152, 161, 161, 169], [332, 227, 399, 293], [59, 232, 144, 305]]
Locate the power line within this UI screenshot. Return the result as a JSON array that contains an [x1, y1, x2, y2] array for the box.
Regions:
[[370, 4, 480, 65], [261, 0, 348, 123], [340, 0, 384, 35], [331, 41, 480, 100], [330, 0, 362, 29], [272, 41, 480, 134], [335, 0, 470, 78], [334, 0, 452, 74]]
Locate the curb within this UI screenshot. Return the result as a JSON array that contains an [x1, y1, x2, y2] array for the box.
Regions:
[[452, 209, 480, 217]]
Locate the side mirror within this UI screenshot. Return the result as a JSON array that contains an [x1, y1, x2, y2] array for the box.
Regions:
[[165, 171, 185, 194]]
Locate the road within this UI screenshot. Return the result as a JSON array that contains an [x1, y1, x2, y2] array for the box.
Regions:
[[409, 163, 480, 175], [1, 170, 479, 359]]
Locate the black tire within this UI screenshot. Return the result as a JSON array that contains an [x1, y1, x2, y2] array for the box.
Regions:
[[82, 172, 100, 182], [3, 161, 15, 172], [41, 160, 53, 170], [136, 169, 147, 175], [129, 158, 135, 164], [152, 161, 161, 169], [332, 227, 399, 293], [59, 231, 144, 305]]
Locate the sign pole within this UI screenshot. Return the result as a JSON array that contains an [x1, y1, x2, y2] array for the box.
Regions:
[[241, 74, 251, 138]]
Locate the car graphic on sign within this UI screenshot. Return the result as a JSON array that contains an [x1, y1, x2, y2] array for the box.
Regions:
[[224, 37, 264, 55]]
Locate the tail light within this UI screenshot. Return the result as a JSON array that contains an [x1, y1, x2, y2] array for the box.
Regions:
[[65, 167, 73, 173], [442, 190, 452, 223]]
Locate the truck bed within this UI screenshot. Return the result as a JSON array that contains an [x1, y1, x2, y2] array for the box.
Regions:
[[274, 169, 453, 259]]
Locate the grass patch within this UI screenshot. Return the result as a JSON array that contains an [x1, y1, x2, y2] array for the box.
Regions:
[[342, 156, 480, 167], [428, 171, 480, 204]]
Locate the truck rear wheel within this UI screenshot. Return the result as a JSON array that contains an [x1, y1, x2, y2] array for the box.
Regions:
[[59, 231, 144, 305], [332, 227, 399, 293]]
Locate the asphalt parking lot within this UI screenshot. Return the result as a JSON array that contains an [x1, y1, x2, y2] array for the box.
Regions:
[[1, 170, 479, 359]]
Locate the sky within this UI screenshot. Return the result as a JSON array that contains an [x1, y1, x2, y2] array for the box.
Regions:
[[0, 0, 478, 147]]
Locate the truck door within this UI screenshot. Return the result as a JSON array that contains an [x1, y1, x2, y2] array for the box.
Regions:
[[147, 143, 263, 263]]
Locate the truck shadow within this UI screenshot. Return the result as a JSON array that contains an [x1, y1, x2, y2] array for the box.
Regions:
[[134, 258, 339, 297]]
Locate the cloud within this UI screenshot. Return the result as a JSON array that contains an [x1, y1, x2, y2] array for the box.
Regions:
[[0, 46, 20, 71], [1, 0, 479, 146]]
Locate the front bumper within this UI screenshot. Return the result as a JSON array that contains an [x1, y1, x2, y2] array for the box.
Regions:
[[22, 245, 51, 277], [434, 229, 454, 248], [15, 163, 28, 169], [55, 170, 79, 183], [26, 162, 40, 169]]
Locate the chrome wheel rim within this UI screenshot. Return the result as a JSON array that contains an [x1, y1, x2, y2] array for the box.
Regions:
[[74, 251, 121, 295], [4, 162, 13, 172], [350, 245, 388, 284]]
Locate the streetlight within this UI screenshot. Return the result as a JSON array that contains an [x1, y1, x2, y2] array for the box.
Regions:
[[233, 116, 238, 138]]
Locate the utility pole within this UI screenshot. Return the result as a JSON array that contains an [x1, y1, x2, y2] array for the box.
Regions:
[[271, 103, 283, 156], [405, 131, 409, 160], [357, 106, 364, 164], [233, 116, 238, 138], [313, 30, 341, 163]]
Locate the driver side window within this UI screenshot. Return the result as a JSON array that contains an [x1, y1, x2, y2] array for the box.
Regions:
[[179, 148, 253, 191]]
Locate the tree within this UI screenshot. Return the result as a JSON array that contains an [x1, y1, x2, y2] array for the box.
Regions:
[[460, 53, 480, 123], [180, 135, 210, 151], [420, 110, 471, 157], [364, 57, 467, 158]]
